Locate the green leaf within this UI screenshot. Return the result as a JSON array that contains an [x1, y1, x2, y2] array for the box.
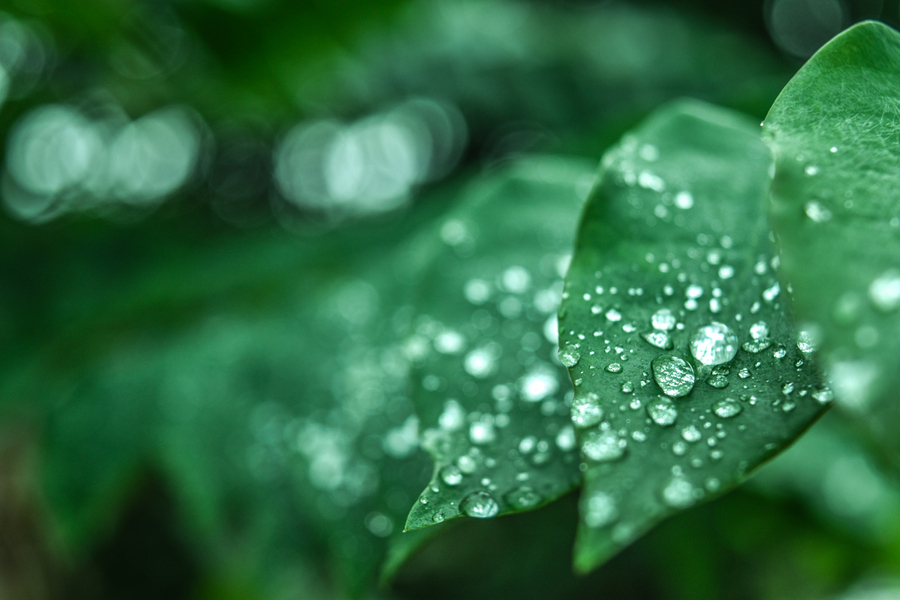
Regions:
[[403, 157, 594, 531], [762, 21, 900, 458], [559, 100, 828, 573]]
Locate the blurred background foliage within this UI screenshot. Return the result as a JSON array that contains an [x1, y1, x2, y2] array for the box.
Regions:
[[2, 0, 900, 598]]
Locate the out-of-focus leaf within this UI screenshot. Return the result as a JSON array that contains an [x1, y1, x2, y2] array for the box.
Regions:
[[558, 100, 827, 573], [403, 157, 594, 530], [23, 200, 463, 597], [762, 21, 900, 462]]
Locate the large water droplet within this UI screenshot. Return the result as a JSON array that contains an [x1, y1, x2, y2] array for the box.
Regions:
[[641, 330, 673, 349], [440, 464, 463, 486], [661, 476, 695, 508], [558, 344, 581, 367], [712, 398, 742, 418], [583, 491, 619, 528], [581, 427, 626, 462], [651, 355, 696, 397], [804, 200, 832, 222], [646, 397, 678, 426], [460, 490, 499, 518], [505, 486, 541, 510], [571, 392, 604, 428], [689, 323, 738, 366]]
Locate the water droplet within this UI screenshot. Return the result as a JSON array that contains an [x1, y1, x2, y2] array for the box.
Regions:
[[440, 465, 463, 486], [738, 368, 751, 379], [718, 265, 735, 280], [707, 373, 729, 389], [749, 321, 769, 340], [869, 270, 900, 312], [558, 344, 581, 367], [435, 330, 467, 354], [470, 421, 496, 444], [432, 511, 446, 523], [606, 363, 623, 373], [583, 492, 619, 528], [465, 347, 498, 378], [681, 425, 701, 442], [605, 309, 622, 322], [762, 282, 780, 302], [651, 355, 696, 397], [460, 491, 499, 519], [689, 323, 738, 366], [773, 345, 787, 359], [457, 455, 477, 474], [641, 330, 673, 350], [582, 428, 627, 462], [661, 476, 695, 508], [805, 165, 819, 176], [646, 397, 678, 426], [505, 486, 541, 510], [519, 367, 559, 402], [465, 279, 491, 304], [672, 440, 688, 455], [674, 190, 694, 209], [571, 393, 604, 428], [812, 388, 833, 404], [804, 200, 832, 222], [686, 284, 704, 299], [796, 327, 819, 353], [621, 381, 635, 393], [651, 308, 677, 331], [556, 425, 576, 451], [713, 399, 742, 418]]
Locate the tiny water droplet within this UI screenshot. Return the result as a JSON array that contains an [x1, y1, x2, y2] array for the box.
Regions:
[[432, 511, 446, 523], [773, 345, 787, 359], [661, 476, 695, 508], [605, 309, 622, 322], [646, 397, 678, 426], [681, 425, 702, 442], [641, 330, 673, 350], [582, 428, 627, 462], [712, 399, 742, 418], [651, 308, 677, 331], [651, 355, 695, 397], [707, 374, 729, 389], [440, 465, 463, 486], [690, 323, 738, 366], [762, 282, 780, 302], [505, 486, 541, 510], [558, 344, 581, 368], [738, 368, 751, 379], [583, 492, 619, 528], [621, 381, 634, 393], [460, 491, 499, 519], [804, 200, 832, 222], [606, 363, 623, 373]]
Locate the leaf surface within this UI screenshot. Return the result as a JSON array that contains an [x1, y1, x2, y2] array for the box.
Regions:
[[403, 158, 594, 530], [763, 21, 900, 460], [559, 100, 828, 572]]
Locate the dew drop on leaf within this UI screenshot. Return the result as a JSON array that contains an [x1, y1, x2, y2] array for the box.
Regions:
[[505, 486, 541, 510], [868, 269, 900, 312], [651, 308, 677, 331], [681, 425, 701, 442], [651, 355, 696, 397], [460, 490, 499, 519], [581, 427, 627, 462], [646, 397, 678, 426], [641, 330, 673, 349], [571, 392, 604, 428], [661, 476, 695, 508], [440, 464, 463, 486], [558, 343, 581, 367], [689, 322, 738, 366], [712, 398, 742, 418], [583, 492, 619, 528]]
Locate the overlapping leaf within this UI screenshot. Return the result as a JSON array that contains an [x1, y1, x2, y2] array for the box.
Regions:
[[559, 100, 828, 573], [403, 158, 595, 530], [763, 21, 900, 462]]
